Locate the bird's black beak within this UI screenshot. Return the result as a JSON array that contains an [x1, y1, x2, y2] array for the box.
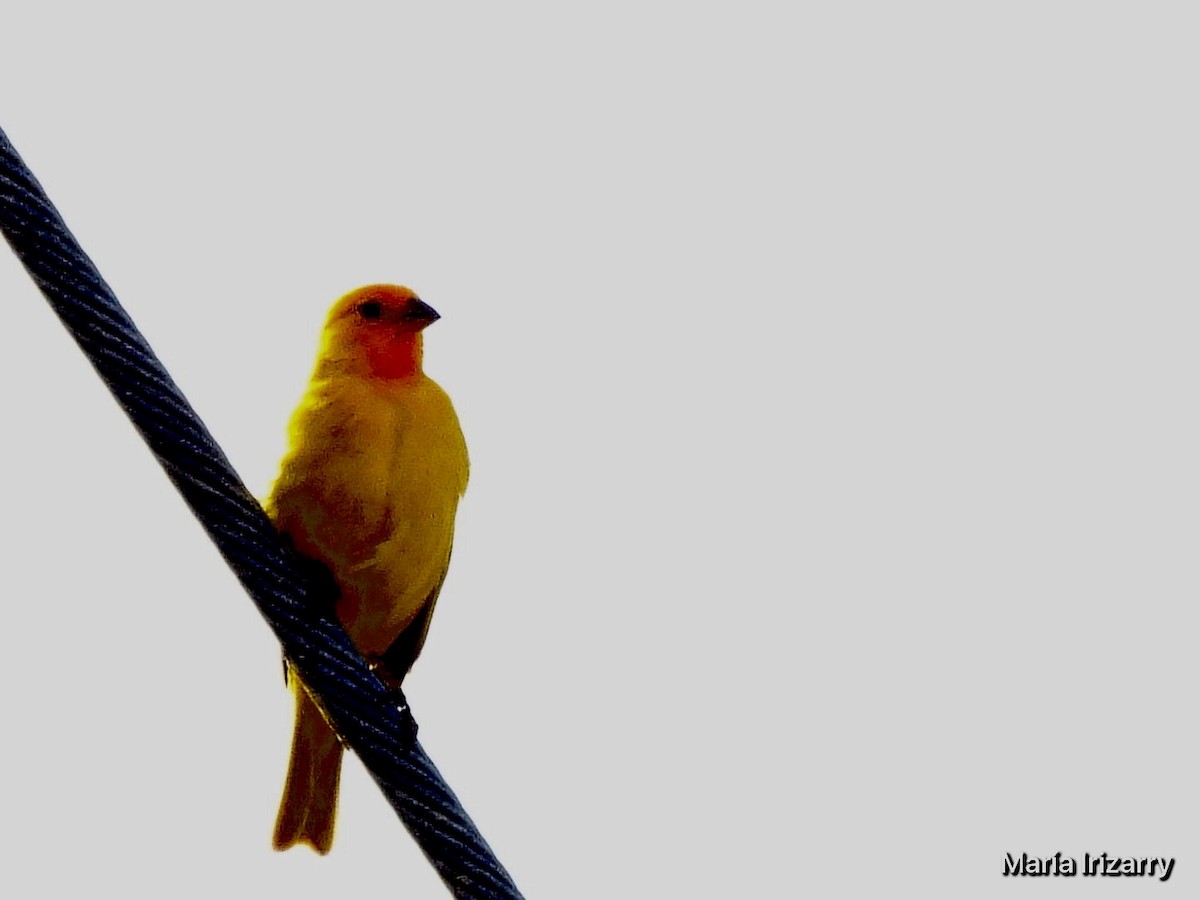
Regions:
[[401, 298, 441, 326]]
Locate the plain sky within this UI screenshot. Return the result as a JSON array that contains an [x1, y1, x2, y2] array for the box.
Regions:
[[2, 3, 1197, 897]]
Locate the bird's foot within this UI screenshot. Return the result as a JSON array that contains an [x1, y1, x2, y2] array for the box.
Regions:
[[398, 705, 419, 743], [383, 685, 420, 743]]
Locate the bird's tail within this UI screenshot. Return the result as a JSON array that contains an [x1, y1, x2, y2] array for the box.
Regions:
[[273, 677, 344, 854]]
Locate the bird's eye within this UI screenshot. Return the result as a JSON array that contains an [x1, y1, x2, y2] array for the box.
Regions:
[[357, 301, 382, 320]]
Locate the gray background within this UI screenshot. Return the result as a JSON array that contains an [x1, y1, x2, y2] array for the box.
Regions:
[[1, 3, 1194, 897]]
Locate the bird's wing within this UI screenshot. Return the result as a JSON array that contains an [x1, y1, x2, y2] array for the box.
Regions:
[[279, 533, 342, 685], [372, 555, 452, 690]]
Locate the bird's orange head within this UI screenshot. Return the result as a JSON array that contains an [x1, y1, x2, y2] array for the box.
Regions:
[[317, 284, 441, 380]]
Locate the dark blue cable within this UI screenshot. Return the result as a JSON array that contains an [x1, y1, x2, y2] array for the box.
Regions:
[[0, 127, 522, 900]]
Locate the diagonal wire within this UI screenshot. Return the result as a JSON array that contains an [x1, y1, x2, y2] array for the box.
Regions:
[[0, 126, 522, 900]]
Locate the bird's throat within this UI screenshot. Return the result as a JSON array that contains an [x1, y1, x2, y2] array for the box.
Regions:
[[367, 333, 423, 380]]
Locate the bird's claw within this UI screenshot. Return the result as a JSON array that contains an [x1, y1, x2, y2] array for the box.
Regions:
[[383, 685, 420, 743]]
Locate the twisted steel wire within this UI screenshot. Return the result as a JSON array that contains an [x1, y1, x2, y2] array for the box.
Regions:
[[0, 127, 521, 899]]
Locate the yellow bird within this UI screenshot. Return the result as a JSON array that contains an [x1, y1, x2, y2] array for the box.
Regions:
[[264, 284, 469, 854]]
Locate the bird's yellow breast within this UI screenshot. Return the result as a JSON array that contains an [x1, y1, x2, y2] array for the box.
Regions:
[[266, 372, 468, 654]]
